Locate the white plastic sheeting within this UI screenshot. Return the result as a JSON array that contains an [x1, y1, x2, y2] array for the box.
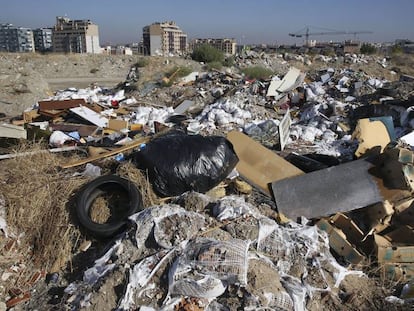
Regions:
[[129, 204, 205, 250], [119, 249, 176, 310], [63, 195, 368, 310], [0, 194, 7, 237], [257, 218, 364, 311], [212, 195, 260, 221], [168, 238, 250, 298]]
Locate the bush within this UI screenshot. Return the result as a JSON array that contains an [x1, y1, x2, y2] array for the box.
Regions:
[[223, 56, 235, 67], [90, 68, 99, 74], [241, 66, 273, 80], [134, 58, 149, 67], [161, 66, 193, 87], [207, 61, 223, 70], [390, 44, 403, 55], [191, 44, 224, 64], [360, 43, 377, 55]]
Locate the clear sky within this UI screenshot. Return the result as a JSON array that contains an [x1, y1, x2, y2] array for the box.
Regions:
[[2, 0, 413, 45]]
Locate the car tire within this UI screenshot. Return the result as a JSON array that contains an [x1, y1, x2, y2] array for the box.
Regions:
[[76, 175, 143, 238]]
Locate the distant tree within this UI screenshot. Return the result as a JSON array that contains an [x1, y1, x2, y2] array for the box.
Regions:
[[360, 43, 377, 55], [390, 44, 403, 54], [241, 66, 273, 80], [191, 44, 224, 64], [223, 55, 235, 67]]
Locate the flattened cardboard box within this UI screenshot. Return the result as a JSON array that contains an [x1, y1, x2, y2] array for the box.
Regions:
[[317, 218, 365, 264], [381, 263, 414, 280], [375, 234, 414, 263]]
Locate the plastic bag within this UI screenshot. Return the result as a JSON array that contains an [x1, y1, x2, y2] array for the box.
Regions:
[[131, 130, 239, 197]]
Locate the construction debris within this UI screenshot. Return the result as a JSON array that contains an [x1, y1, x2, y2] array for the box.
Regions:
[[1, 52, 414, 310]]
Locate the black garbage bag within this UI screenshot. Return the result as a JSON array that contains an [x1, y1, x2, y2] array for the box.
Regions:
[[131, 130, 239, 197]]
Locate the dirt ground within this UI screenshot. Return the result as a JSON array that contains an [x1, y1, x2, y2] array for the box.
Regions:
[[0, 53, 202, 117], [0, 51, 414, 310]]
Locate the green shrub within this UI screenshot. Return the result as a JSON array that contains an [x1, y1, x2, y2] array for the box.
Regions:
[[191, 44, 224, 63], [223, 56, 235, 67], [161, 66, 193, 86], [241, 66, 273, 80], [360, 43, 377, 55], [134, 58, 149, 67], [207, 61, 223, 70], [390, 44, 403, 55]]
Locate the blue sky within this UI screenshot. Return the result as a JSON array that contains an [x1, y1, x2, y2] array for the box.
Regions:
[[2, 0, 413, 45]]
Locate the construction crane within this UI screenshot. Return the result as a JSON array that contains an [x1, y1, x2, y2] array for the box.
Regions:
[[289, 26, 373, 46]]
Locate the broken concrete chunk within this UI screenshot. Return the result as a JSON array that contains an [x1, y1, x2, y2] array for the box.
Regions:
[[174, 99, 194, 114]]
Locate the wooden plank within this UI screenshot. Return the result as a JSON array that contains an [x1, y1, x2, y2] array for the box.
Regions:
[[38, 98, 86, 111], [48, 123, 98, 137], [0, 124, 27, 139], [60, 136, 150, 169]]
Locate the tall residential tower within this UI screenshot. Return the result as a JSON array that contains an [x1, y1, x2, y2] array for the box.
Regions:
[[52, 16, 101, 54], [142, 21, 187, 56]]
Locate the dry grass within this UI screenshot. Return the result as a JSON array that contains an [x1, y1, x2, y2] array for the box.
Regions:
[[89, 196, 111, 224], [0, 141, 88, 271], [0, 141, 162, 275], [116, 161, 161, 207]]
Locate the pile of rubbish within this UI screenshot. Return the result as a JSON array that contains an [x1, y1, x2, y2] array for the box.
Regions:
[[1, 54, 414, 310]]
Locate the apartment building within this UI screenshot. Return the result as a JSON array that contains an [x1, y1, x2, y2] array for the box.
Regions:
[[189, 38, 237, 55], [142, 21, 187, 56], [0, 23, 35, 52], [52, 16, 101, 54], [33, 28, 52, 52]]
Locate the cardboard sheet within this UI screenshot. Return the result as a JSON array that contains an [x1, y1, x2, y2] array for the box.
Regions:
[[375, 234, 414, 263], [317, 219, 364, 264], [226, 131, 303, 195], [352, 117, 395, 157]]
